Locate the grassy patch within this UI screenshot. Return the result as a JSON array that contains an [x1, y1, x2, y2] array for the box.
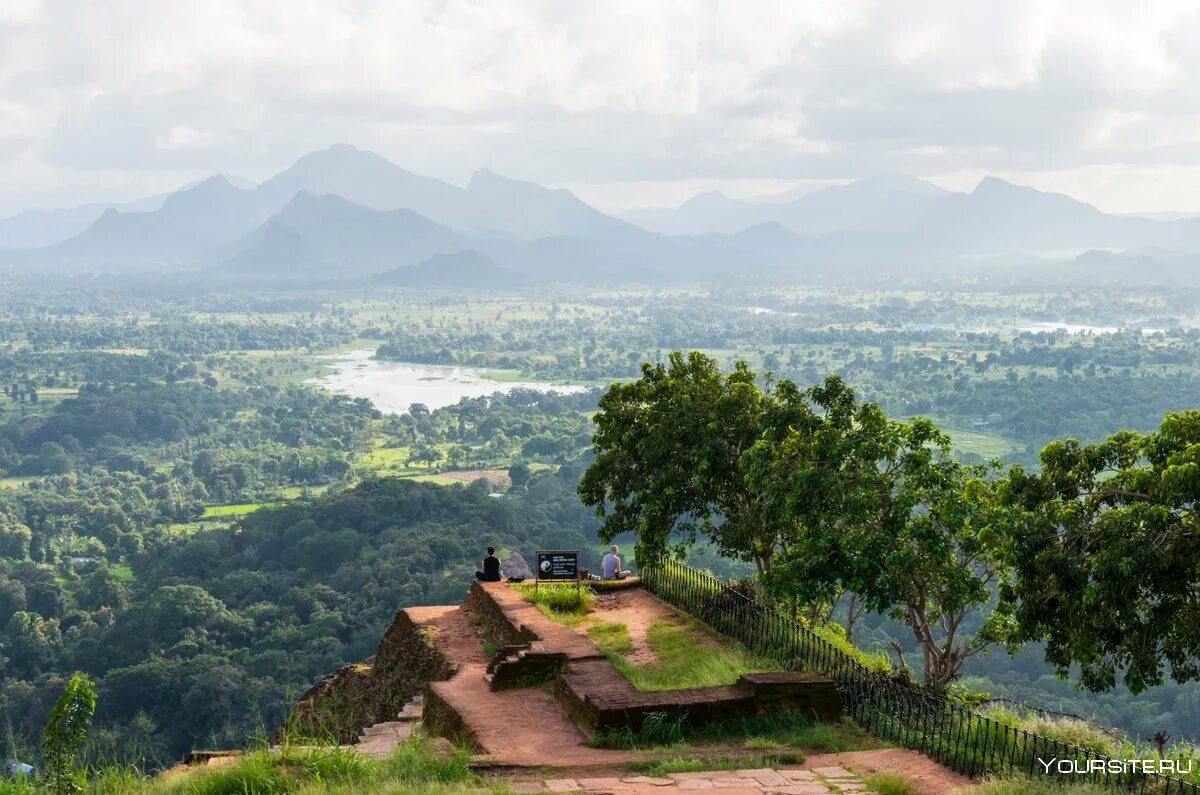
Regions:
[[512, 583, 595, 626], [127, 739, 478, 795], [981, 707, 1123, 757], [107, 565, 135, 583], [202, 502, 273, 518], [866, 772, 920, 795], [966, 777, 1115, 795], [587, 621, 633, 654], [691, 713, 882, 754], [608, 618, 777, 691], [624, 754, 805, 777]]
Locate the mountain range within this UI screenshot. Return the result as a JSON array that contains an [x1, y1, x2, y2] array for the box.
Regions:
[[4, 144, 1200, 284]]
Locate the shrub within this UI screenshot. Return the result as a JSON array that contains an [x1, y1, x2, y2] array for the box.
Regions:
[[42, 673, 97, 795]]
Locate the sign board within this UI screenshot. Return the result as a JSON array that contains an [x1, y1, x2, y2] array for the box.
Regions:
[[535, 550, 579, 582]]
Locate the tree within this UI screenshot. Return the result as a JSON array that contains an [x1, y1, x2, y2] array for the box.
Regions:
[[508, 461, 531, 489], [42, 673, 96, 795], [581, 353, 1016, 689], [578, 351, 781, 571], [747, 377, 1016, 688], [1001, 410, 1200, 693]]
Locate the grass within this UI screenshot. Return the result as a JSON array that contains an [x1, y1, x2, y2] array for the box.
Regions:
[[512, 583, 595, 626], [607, 618, 778, 691], [965, 777, 1115, 795], [624, 754, 804, 777], [980, 706, 1123, 757], [586, 621, 633, 654], [202, 502, 274, 518], [692, 713, 882, 753], [592, 709, 881, 754], [92, 738, 481, 795], [940, 426, 1023, 459], [866, 772, 920, 795]]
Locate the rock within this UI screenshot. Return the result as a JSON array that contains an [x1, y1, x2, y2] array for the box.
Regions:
[[505, 550, 534, 579]]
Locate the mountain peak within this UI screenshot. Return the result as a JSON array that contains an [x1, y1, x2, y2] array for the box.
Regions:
[[972, 176, 1025, 195]]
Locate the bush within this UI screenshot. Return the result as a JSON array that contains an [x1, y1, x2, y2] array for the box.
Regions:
[[43, 673, 97, 795]]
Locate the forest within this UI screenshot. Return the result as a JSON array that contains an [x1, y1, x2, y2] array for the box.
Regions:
[[1, 276, 1200, 767]]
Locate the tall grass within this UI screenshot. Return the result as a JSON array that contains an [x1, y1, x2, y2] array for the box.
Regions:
[[511, 583, 595, 625], [73, 738, 478, 795], [865, 772, 920, 795], [968, 776, 1118, 795]]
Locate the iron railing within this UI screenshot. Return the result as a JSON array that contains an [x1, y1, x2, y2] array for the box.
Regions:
[[641, 558, 1198, 793]]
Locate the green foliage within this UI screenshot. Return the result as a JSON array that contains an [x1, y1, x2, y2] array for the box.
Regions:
[[579, 351, 776, 569], [810, 622, 891, 675], [980, 707, 1123, 757], [42, 673, 97, 795], [582, 352, 1017, 690], [1002, 410, 1200, 693]]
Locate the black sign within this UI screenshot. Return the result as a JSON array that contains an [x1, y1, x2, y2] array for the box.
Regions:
[[535, 550, 579, 581]]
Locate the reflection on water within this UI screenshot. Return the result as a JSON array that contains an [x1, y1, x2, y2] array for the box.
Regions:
[[310, 349, 586, 414]]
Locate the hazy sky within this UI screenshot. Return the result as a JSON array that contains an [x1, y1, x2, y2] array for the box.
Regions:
[[3, 0, 1200, 215]]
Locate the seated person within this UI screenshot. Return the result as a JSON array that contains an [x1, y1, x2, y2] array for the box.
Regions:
[[600, 545, 631, 580], [475, 547, 502, 582]]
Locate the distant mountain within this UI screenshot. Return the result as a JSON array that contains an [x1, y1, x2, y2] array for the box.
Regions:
[[218, 192, 472, 276], [10, 176, 267, 269], [623, 191, 767, 235], [462, 168, 641, 240], [771, 175, 949, 235], [374, 250, 527, 288], [624, 175, 950, 237], [255, 145, 637, 240], [917, 177, 1165, 253], [256, 145, 468, 226], [0, 174, 256, 250]]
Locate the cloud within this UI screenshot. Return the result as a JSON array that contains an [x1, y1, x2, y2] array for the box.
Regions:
[[2, 0, 1200, 213]]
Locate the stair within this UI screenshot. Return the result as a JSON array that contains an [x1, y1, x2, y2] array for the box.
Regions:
[[354, 694, 424, 759]]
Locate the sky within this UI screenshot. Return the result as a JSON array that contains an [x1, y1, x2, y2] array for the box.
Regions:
[[3, 0, 1200, 215]]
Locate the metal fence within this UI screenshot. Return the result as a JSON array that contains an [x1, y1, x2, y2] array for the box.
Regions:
[[641, 558, 1198, 793]]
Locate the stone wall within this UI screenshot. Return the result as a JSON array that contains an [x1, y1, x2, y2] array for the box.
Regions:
[[283, 608, 454, 744]]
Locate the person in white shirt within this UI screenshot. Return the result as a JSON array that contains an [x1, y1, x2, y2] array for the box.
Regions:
[[600, 545, 631, 580]]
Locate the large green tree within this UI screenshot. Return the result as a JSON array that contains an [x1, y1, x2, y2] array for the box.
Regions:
[[581, 352, 1015, 688], [1001, 410, 1200, 694], [578, 351, 784, 572], [748, 377, 1015, 688]]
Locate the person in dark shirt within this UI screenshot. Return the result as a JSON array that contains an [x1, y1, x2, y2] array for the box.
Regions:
[[475, 547, 502, 582]]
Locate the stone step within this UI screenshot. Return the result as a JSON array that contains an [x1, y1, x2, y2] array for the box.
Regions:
[[397, 696, 424, 721]]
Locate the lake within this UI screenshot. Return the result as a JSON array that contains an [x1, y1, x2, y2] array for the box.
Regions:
[[310, 349, 587, 414]]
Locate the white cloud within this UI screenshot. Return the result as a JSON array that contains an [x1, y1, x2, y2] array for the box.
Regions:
[[2, 0, 1200, 213]]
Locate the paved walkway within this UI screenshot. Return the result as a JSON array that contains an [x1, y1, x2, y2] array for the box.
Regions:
[[516, 764, 871, 794], [503, 750, 971, 795], [425, 599, 634, 766]]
